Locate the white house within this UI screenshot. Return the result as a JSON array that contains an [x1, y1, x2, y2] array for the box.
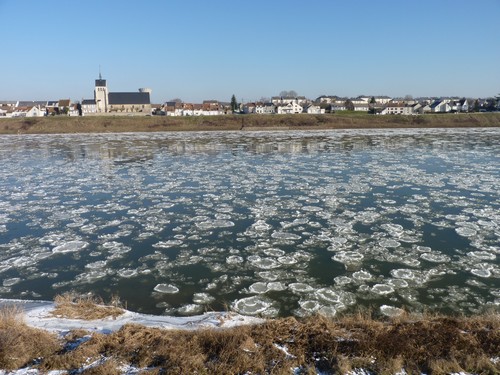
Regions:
[[162, 101, 184, 116], [13, 105, 45, 117], [255, 103, 275, 114], [380, 102, 404, 115], [306, 104, 325, 114], [351, 97, 369, 104], [0, 106, 15, 117], [430, 100, 451, 113], [381, 102, 419, 115], [81, 99, 97, 115], [374, 96, 392, 104], [272, 96, 308, 106], [316, 96, 337, 104], [276, 101, 304, 114], [457, 99, 471, 112], [353, 103, 369, 112], [331, 103, 346, 111], [410, 103, 423, 114]]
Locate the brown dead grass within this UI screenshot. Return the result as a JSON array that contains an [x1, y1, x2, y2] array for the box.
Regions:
[[36, 311, 500, 374], [0, 305, 60, 370], [1, 112, 500, 134], [51, 293, 125, 320], [2, 300, 499, 373]]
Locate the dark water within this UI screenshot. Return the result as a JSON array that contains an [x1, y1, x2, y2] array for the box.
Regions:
[[0, 129, 498, 317]]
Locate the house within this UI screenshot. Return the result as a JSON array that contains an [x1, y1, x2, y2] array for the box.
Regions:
[[0, 106, 15, 117], [379, 102, 417, 115], [351, 97, 369, 105], [276, 101, 304, 114], [316, 95, 337, 104], [163, 101, 183, 116], [193, 104, 204, 116], [306, 104, 325, 114], [421, 104, 432, 113], [255, 102, 275, 114], [12, 105, 45, 117], [242, 102, 256, 114], [0, 101, 18, 107], [353, 103, 369, 112], [410, 103, 424, 114], [430, 100, 451, 113], [457, 98, 471, 112], [380, 102, 405, 115], [45, 101, 59, 115], [330, 103, 346, 112], [202, 100, 224, 115], [81, 99, 97, 115], [374, 96, 392, 104], [271, 96, 308, 105]]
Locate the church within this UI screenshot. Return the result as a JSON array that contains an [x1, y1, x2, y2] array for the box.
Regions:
[[82, 74, 152, 115]]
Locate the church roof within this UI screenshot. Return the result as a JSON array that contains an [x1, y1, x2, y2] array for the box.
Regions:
[[108, 92, 150, 105]]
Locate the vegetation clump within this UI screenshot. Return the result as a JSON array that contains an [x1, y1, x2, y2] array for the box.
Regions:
[[0, 305, 59, 370], [51, 293, 125, 320]]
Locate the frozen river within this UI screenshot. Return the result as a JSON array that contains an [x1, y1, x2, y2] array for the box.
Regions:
[[0, 129, 499, 317]]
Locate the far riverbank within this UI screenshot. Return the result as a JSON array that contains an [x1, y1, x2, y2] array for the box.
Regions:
[[1, 112, 500, 134]]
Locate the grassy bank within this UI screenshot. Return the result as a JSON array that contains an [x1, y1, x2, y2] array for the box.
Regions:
[[1, 297, 499, 374], [1, 112, 500, 134]]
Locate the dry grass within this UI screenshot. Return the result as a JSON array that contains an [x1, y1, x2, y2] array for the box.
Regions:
[[1, 112, 500, 134], [37, 311, 500, 374], [0, 305, 60, 370], [51, 293, 125, 320], [1, 301, 499, 373]]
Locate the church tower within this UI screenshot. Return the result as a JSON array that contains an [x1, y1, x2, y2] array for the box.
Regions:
[[94, 71, 108, 113]]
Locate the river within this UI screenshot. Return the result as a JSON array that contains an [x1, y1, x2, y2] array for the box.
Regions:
[[0, 129, 498, 317]]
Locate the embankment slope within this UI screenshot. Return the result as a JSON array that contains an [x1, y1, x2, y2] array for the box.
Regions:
[[1, 112, 500, 134]]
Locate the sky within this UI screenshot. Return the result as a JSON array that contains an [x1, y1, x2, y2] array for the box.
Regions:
[[0, 0, 499, 103]]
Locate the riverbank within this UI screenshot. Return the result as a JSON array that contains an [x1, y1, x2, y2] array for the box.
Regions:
[[0, 298, 499, 374], [1, 112, 500, 134]]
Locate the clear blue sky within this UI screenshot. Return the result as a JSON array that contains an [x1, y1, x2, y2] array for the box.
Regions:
[[1, 0, 499, 103]]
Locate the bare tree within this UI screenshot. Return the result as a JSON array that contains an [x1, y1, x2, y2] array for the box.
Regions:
[[169, 98, 183, 103], [279, 90, 298, 98]]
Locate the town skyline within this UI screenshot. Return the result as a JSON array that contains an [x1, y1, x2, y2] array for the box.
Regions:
[[1, 0, 499, 103]]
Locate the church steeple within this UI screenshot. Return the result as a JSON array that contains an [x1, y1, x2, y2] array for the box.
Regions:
[[94, 67, 108, 113]]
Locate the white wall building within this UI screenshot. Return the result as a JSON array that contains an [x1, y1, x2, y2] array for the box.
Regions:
[[306, 104, 325, 114], [276, 101, 304, 114]]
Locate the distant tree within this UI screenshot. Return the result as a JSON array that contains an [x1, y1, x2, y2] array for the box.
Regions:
[[259, 97, 270, 103], [230, 94, 238, 112], [169, 98, 183, 103], [345, 99, 354, 111], [473, 99, 480, 112], [279, 90, 298, 98], [368, 96, 376, 114], [404, 94, 414, 101]]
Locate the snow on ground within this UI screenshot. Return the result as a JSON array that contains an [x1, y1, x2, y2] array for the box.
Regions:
[[0, 298, 263, 333]]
